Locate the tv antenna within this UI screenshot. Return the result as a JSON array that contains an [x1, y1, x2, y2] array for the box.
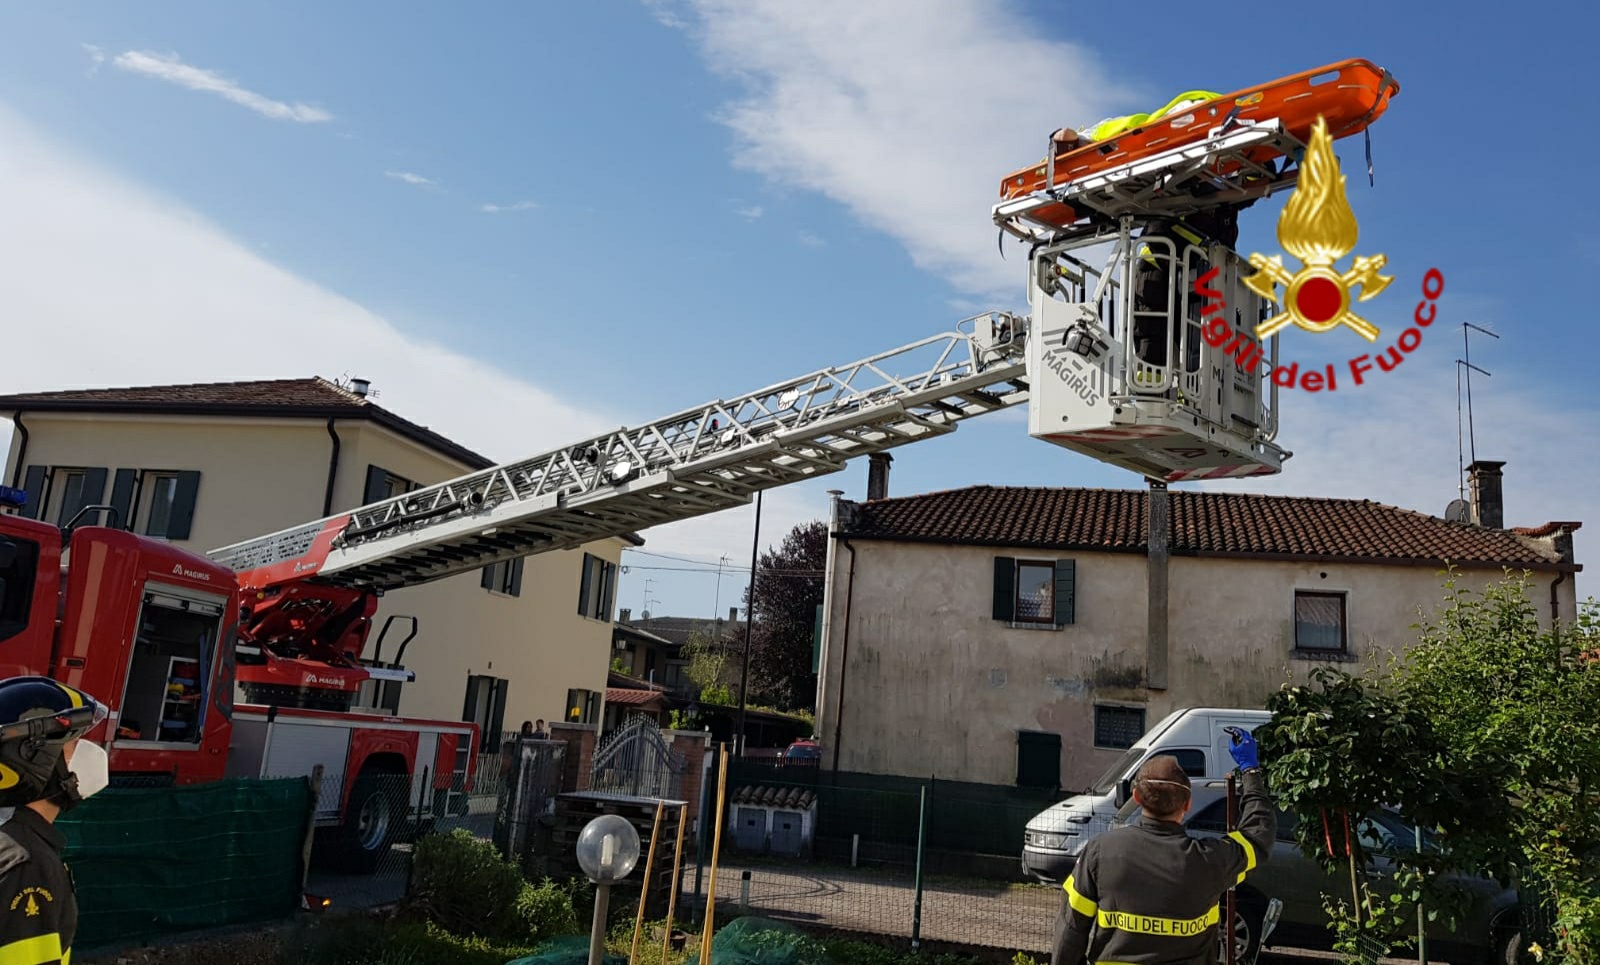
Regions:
[[1455, 322, 1499, 505]]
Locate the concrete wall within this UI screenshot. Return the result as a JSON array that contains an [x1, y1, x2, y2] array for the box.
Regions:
[[815, 537, 1581, 791], [4, 411, 623, 736]]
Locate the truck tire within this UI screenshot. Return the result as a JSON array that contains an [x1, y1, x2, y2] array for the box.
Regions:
[[332, 767, 402, 874]]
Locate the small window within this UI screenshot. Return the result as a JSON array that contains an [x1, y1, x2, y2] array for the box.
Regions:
[[565, 687, 601, 724], [1094, 705, 1146, 750], [1160, 748, 1207, 778], [1016, 730, 1062, 789], [463, 675, 509, 754], [481, 557, 525, 597], [53, 468, 107, 527], [577, 554, 617, 620], [1014, 561, 1055, 624], [0, 537, 41, 645], [364, 465, 419, 504], [145, 475, 179, 536], [1294, 591, 1348, 652], [992, 557, 1076, 626]]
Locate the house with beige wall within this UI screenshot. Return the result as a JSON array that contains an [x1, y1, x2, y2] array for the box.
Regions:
[[814, 460, 1583, 791], [0, 377, 635, 749]]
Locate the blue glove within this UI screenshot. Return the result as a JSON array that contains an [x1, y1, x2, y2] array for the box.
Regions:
[[1225, 726, 1260, 771]]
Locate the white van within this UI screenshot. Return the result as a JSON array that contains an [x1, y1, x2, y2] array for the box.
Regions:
[[1020, 707, 1271, 883]]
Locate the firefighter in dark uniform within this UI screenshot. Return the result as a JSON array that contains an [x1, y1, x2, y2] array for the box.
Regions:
[[0, 677, 111, 965], [1052, 727, 1273, 965], [1132, 202, 1255, 372]]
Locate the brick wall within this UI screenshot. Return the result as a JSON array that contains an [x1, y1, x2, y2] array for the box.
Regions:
[[666, 729, 710, 830], [549, 721, 597, 792]]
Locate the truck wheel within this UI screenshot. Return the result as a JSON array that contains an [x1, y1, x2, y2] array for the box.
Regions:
[[332, 768, 401, 874]]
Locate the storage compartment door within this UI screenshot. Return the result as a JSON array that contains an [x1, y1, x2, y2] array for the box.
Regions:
[[261, 722, 351, 822]]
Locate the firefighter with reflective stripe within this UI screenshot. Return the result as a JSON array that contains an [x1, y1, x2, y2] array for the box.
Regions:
[[0, 678, 111, 965], [1051, 727, 1273, 965]]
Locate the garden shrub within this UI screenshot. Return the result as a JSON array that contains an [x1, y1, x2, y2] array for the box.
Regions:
[[517, 877, 582, 942], [411, 829, 526, 939]]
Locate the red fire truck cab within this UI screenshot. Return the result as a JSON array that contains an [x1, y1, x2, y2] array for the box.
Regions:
[[0, 511, 478, 872]]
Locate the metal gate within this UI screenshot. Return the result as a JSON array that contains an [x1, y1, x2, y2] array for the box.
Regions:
[[590, 715, 686, 799], [494, 738, 567, 866]]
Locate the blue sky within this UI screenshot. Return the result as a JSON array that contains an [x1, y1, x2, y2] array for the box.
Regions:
[[1, 0, 1594, 620]]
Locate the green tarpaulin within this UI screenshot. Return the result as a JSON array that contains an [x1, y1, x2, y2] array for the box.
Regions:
[[57, 777, 312, 948]]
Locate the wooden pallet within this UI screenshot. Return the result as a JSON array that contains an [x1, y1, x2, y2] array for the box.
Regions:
[[550, 791, 689, 914]]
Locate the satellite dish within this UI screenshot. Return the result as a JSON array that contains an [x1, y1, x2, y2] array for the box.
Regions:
[[641, 610, 651, 620], [1444, 499, 1471, 524]]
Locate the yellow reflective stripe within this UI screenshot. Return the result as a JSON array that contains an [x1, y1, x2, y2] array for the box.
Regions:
[[0, 932, 65, 965], [1063, 874, 1098, 917], [59, 685, 84, 709], [1228, 830, 1258, 884], [1096, 905, 1219, 937], [1172, 225, 1202, 246]]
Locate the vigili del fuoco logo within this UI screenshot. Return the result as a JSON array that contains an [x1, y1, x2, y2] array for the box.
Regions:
[[1195, 115, 1443, 391]]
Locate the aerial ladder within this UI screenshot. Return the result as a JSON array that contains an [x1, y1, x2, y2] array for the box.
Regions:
[[209, 88, 1333, 602]]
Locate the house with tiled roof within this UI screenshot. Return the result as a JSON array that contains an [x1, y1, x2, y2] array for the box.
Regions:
[[0, 377, 639, 746], [814, 457, 1582, 791]]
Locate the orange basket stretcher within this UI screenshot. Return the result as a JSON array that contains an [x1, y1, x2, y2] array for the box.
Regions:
[[994, 59, 1398, 239]]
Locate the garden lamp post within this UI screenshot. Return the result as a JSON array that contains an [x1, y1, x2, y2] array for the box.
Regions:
[[576, 814, 642, 965]]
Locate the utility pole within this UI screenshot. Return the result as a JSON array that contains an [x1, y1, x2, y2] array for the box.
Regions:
[[735, 491, 762, 758]]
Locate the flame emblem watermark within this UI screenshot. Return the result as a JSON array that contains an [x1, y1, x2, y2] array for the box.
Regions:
[[1242, 115, 1392, 342]]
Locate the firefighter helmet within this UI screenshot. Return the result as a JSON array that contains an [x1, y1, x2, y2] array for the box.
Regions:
[[0, 677, 108, 809]]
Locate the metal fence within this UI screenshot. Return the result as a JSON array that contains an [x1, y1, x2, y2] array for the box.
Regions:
[[290, 759, 509, 911], [694, 761, 1065, 955]]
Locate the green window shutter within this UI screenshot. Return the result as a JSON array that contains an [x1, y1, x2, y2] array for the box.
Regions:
[[578, 554, 594, 616], [18, 466, 47, 520], [1053, 559, 1077, 626], [109, 469, 138, 530], [164, 471, 202, 541], [508, 558, 524, 597], [992, 557, 1015, 621], [363, 465, 389, 504]]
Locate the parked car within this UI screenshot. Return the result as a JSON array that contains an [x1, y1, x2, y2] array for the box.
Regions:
[[782, 738, 821, 765], [1108, 785, 1522, 965], [1021, 707, 1271, 882]]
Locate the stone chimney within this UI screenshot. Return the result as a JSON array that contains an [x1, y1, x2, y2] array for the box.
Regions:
[[867, 452, 893, 501], [619, 608, 631, 623], [729, 606, 739, 625], [1468, 460, 1506, 529]]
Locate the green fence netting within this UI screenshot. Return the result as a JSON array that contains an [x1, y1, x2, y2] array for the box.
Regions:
[[710, 917, 832, 965], [58, 777, 312, 948]]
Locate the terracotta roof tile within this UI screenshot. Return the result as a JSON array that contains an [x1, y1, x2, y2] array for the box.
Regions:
[[839, 485, 1579, 570], [605, 688, 668, 706]]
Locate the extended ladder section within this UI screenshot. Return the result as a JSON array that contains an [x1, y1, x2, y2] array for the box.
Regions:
[[208, 318, 1030, 592], [994, 118, 1308, 244]]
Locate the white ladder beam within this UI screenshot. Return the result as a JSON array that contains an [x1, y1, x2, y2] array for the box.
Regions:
[[208, 318, 1028, 590]]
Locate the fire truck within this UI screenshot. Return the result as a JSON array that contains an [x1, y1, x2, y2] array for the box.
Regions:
[[0, 91, 1378, 877]]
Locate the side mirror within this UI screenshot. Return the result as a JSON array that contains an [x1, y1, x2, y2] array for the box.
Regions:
[[1114, 778, 1132, 809]]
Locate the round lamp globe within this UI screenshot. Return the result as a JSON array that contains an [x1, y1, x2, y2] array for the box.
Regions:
[[575, 814, 641, 885]]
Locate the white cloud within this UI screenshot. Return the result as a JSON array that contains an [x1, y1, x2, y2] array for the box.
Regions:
[[0, 104, 833, 571], [386, 170, 437, 187], [796, 230, 825, 248], [110, 50, 333, 123], [734, 204, 763, 220], [82, 44, 105, 76], [479, 200, 538, 213], [662, 0, 1144, 299]]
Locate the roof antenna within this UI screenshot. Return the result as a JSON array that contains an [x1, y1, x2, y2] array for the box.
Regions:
[[1455, 322, 1499, 503]]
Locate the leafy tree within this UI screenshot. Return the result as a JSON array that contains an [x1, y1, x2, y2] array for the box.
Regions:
[[742, 519, 827, 711], [1257, 570, 1600, 964], [681, 628, 736, 699]]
